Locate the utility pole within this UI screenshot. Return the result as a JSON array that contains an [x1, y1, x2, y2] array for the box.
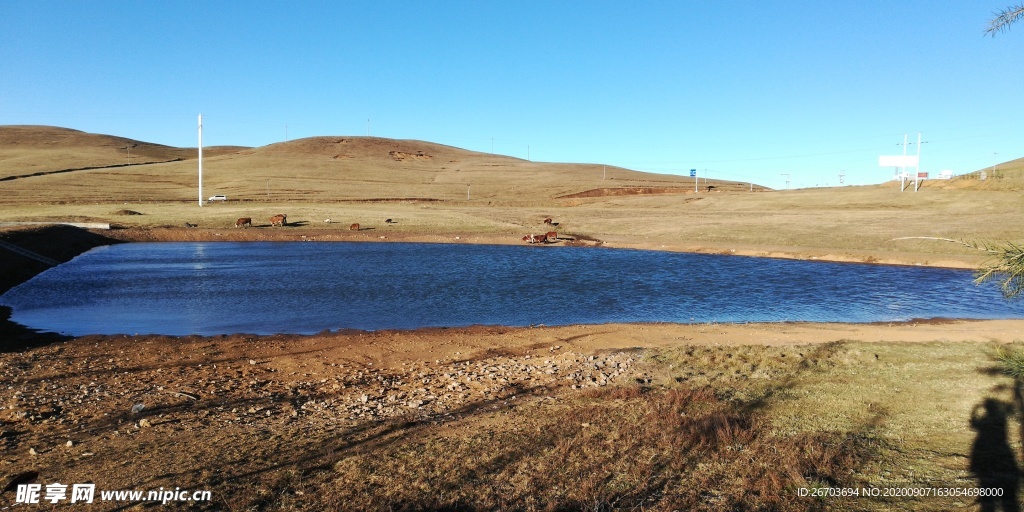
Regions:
[[467, 183, 471, 200], [838, 170, 845, 185], [603, 165, 606, 180], [780, 173, 790, 189], [198, 114, 203, 207]]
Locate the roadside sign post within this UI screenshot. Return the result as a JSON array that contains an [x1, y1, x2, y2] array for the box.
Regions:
[[690, 169, 697, 192]]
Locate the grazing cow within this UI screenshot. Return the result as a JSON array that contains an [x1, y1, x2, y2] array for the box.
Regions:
[[324, 218, 332, 224], [543, 218, 553, 225], [269, 214, 287, 227], [350, 223, 360, 231], [183, 222, 197, 228], [385, 218, 394, 224], [706, 185, 716, 192], [545, 231, 558, 242], [235, 217, 252, 228], [522, 234, 548, 244]]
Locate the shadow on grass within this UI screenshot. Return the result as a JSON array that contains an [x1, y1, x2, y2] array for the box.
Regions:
[[0, 224, 125, 351], [204, 342, 884, 511], [973, 345, 1024, 512]]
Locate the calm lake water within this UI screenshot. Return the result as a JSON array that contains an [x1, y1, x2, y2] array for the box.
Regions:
[[3, 242, 1023, 336]]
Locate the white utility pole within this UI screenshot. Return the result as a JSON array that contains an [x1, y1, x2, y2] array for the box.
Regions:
[[603, 165, 606, 180], [901, 133, 909, 183], [914, 132, 922, 192], [198, 114, 203, 207], [781, 173, 790, 189]]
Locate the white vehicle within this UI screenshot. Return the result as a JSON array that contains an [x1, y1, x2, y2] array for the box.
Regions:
[[208, 195, 227, 201]]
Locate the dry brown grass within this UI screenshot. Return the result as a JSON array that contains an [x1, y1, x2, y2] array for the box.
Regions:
[[206, 340, 1024, 511], [3, 126, 1023, 267]]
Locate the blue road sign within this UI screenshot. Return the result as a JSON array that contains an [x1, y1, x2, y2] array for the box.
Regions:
[[689, 169, 697, 177]]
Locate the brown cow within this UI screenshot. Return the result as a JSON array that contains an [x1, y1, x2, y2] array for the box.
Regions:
[[545, 231, 558, 242], [522, 234, 548, 244], [543, 218, 553, 225], [350, 223, 360, 231], [269, 214, 287, 227], [234, 217, 252, 228]]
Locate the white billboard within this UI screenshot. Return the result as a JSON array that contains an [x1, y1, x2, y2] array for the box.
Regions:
[[879, 155, 919, 167]]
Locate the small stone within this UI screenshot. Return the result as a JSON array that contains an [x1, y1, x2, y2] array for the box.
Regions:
[[65, 440, 74, 448], [29, 447, 38, 455], [249, 360, 257, 365], [131, 403, 145, 414], [139, 418, 152, 428]]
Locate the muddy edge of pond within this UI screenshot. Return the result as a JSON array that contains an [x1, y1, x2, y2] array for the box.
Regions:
[[2, 223, 980, 295], [0, 224, 987, 348]]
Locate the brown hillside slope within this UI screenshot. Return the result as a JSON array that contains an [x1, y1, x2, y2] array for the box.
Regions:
[[0, 130, 757, 204], [930, 157, 1024, 191], [0, 125, 247, 180]]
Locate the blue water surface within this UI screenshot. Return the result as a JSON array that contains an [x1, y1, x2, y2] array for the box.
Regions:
[[2, 242, 1022, 336]]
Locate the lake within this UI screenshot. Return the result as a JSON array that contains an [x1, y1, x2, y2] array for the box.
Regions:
[[3, 242, 1023, 336]]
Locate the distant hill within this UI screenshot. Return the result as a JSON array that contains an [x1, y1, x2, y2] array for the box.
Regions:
[[0, 125, 246, 180], [0, 127, 767, 204], [922, 156, 1024, 191]]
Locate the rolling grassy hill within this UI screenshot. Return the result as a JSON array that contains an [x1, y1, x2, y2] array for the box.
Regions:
[[1, 125, 1021, 268], [0, 125, 244, 181], [0, 126, 761, 205]]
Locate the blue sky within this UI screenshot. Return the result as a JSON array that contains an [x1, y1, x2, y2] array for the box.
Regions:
[[2, 1, 1021, 189]]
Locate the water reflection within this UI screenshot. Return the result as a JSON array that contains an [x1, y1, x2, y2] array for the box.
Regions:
[[2, 242, 1024, 336]]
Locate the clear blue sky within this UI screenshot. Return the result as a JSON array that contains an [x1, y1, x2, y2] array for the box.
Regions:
[[2, 1, 1021, 189]]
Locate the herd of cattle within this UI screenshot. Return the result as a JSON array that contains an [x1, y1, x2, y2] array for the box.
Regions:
[[232, 214, 286, 228], [521, 217, 562, 244], [224, 214, 564, 245]]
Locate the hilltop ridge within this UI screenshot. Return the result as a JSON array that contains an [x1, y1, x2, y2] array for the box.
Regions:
[[0, 126, 763, 203]]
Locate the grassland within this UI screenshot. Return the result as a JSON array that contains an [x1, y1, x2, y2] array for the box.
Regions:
[[2, 126, 1024, 511], [2, 126, 1023, 268]]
